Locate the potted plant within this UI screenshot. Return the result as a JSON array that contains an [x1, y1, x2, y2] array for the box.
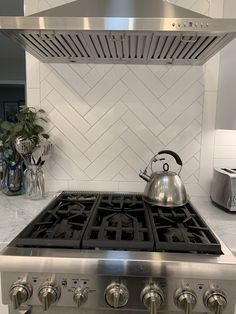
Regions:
[[0, 107, 50, 196]]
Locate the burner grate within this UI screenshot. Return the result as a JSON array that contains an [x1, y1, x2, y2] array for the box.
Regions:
[[9, 191, 222, 254], [82, 194, 154, 251], [12, 193, 99, 248], [147, 203, 222, 254]]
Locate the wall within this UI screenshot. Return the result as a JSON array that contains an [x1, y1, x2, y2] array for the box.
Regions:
[[25, 0, 223, 195], [213, 0, 236, 169], [216, 0, 236, 129]]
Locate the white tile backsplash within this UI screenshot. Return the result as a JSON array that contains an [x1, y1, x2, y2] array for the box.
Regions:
[[45, 70, 91, 116], [122, 91, 165, 136], [25, 0, 222, 195], [213, 130, 236, 168], [84, 82, 128, 125]]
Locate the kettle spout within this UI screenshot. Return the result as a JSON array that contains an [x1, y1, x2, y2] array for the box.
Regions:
[[139, 171, 151, 182]]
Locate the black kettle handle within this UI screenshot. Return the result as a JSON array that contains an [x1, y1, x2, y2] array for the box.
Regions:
[[158, 150, 183, 166]]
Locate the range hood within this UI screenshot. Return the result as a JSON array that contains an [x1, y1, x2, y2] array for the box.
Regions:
[[1, 0, 236, 65]]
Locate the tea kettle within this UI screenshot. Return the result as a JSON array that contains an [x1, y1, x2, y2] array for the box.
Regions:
[[139, 150, 188, 207]]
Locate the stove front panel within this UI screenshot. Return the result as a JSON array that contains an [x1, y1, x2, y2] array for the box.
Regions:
[[2, 271, 236, 313]]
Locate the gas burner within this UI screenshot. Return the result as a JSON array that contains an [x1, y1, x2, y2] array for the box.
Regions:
[[82, 194, 154, 250], [10, 192, 222, 254], [149, 204, 222, 254], [164, 227, 208, 244], [13, 193, 99, 248]]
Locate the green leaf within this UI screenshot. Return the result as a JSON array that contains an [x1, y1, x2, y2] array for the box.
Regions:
[[38, 109, 46, 113], [34, 125, 44, 133], [41, 133, 50, 139], [14, 124, 23, 132], [1, 121, 13, 131]]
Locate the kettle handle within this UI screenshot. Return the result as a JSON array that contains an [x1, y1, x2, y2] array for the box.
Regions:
[[158, 150, 183, 166]]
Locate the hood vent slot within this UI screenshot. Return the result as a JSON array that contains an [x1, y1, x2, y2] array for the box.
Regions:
[[7, 30, 234, 65], [1, 0, 236, 65]]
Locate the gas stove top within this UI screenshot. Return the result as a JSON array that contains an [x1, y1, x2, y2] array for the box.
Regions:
[[1, 191, 236, 314], [10, 191, 222, 255]]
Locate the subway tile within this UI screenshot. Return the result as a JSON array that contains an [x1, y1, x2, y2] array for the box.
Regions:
[[84, 82, 128, 125], [159, 82, 204, 126], [26, 53, 40, 88], [85, 101, 128, 143], [85, 120, 127, 162], [159, 101, 202, 144], [121, 129, 154, 164], [215, 130, 236, 146], [48, 109, 90, 152], [46, 70, 90, 116], [122, 71, 166, 116], [46, 89, 91, 134], [85, 140, 126, 179], [50, 128, 90, 170], [95, 158, 126, 181], [84, 65, 128, 106], [122, 91, 164, 136], [128, 65, 167, 98], [160, 67, 203, 107], [83, 64, 113, 87], [121, 110, 163, 153], [52, 64, 90, 97]]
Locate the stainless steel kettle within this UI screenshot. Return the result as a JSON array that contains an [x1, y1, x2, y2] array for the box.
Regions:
[[139, 150, 188, 207]]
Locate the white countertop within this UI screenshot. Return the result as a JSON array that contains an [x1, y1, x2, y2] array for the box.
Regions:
[[0, 191, 236, 314]]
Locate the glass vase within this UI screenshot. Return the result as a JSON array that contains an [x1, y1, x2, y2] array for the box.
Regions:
[[24, 164, 45, 200], [1, 160, 25, 196]]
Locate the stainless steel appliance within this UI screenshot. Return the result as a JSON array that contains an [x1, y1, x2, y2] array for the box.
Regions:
[[211, 168, 236, 212], [1, 0, 236, 65], [139, 150, 188, 207], [0, 191, 236, 314]]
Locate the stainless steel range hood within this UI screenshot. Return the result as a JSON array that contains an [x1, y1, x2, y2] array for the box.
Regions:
[[1, 0, 236, 65]]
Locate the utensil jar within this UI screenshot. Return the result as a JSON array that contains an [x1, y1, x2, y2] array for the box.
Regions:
[[24, 164, 45, 200]]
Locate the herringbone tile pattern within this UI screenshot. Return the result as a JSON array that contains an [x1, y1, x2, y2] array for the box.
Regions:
[[40, 62, 204, 184], [26, 0, 210, 189]]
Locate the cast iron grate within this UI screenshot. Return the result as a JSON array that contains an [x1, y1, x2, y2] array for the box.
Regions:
[[147, 203, 222, 254], [82, 194, 154, 251], [12, 192, 99, 248], [9, 191, 222, 254]]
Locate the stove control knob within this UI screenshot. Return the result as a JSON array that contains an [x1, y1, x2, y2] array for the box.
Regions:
[[105, 282, 129, 308], [141, 284, 164, 314], [9, 280, 32, 310], [174, 288, 197, 314], [38, 281, 61, 311], [73, 287, 88, 308], [204, 289, 227, 314]]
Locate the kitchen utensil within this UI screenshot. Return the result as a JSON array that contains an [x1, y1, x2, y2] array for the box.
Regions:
[[32, 140, 52, 166], [15, 136, 36, 165], [139, 150, 188, 207]]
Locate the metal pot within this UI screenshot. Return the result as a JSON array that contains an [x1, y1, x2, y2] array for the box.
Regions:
[[139, 150, 188, 207]]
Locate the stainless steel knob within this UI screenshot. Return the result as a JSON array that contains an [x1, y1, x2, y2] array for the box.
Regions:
[[141, 284, 164, 314], [105, 282, 129, 308], [175, 288, 197, 314], [38, 281, 61, 311], [9, 280, 32, 310], [204, 289, 227, 314], [73, 287, 88, 308]]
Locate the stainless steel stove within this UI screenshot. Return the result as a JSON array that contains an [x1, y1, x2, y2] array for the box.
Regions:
[[0, 191, 236, 314]]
